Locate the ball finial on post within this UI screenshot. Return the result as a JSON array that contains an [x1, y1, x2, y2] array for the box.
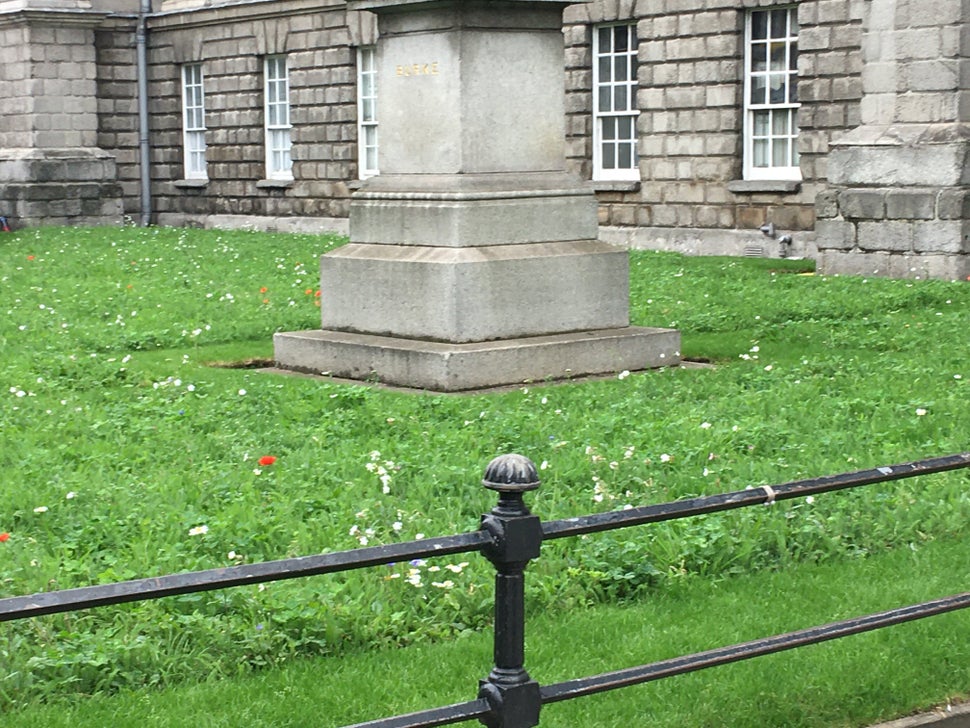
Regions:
[[482, 454, 540, 494]]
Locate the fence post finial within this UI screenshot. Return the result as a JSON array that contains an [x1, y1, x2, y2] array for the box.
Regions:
[[478, 454, 543, 728]]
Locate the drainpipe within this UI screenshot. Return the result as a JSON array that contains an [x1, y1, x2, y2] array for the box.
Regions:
[[136, 0, 152, 226]]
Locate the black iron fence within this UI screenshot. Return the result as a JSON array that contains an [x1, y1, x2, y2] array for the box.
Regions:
[[2, 452, 969, 727]]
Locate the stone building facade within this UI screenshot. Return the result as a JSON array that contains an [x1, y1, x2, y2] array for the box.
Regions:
[[0, 0, 967, 279]]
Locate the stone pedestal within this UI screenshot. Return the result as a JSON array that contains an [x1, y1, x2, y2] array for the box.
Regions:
[[0, 8, 123, 227], [815, 0, 970, 280], [274, 0, 679, 391]]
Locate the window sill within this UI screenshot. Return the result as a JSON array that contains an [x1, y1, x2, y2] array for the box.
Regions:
[[592, 181, 641, 193], [256, 178, 294, 189], [173, 178, 209, 188], [727, 179, 801, 194]]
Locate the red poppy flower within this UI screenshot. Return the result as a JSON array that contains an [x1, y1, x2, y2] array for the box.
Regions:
[[315, 290, 321, 297], [258, 455, 277, 466], [0, 532, 9, 543], [305, 288, 313, 295], [260, 287, 268, 293], [26, 255, 35, 261]]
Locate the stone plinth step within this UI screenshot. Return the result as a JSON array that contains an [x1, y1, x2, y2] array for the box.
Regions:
[[274, 326, 680, 392]]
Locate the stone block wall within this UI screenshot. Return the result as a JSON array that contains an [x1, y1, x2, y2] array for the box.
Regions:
[[0, 10, 123, 227], [146, 0, 369, 229], [814, 0, 970, 280], [563, 0, 864, 257], [95, 23, 141, 220]]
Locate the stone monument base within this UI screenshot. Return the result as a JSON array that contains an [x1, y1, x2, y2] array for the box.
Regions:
[[0, 148, 123, 227], [273, 326, 680, 392]]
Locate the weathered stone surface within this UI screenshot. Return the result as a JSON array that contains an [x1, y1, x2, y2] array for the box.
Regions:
[[319, 240, 631, 343], [274, 326, 680, 392]]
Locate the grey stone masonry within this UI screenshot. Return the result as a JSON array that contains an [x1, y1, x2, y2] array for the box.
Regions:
[[0, 8, 123, 227], [147, 0, 368, 229], [275, 0, 680, 390], [562, 0, 862, 256], [817, 0, 970, 279]]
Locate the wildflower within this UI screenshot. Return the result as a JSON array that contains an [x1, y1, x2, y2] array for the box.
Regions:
[[915, 408, 927, 416], [617, 370, 630, 380], [805, 496, 815, 505], [660, 453, 671, 463], [445, 562, 468, 573], [392, 521, 403, 532], [238, 389, 247, 396], [33, 506, 48, 513], [0, 533, 9, 543], [700, 422, 712, 429], [66, 491, 76, 499], [260, 287, 268, 293], [188, 525, 209, 536], [258, 455, 277, 466], [432, 580, 454, 589]]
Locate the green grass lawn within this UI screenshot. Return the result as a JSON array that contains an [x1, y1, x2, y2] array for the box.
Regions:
[[0, 226, 968, 722]]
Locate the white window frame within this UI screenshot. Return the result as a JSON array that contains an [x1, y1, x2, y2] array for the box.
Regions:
[[592, 23, 640, 182], [264, 55, 293, 181], [743, 6, 801, 181], [357, 46, 379, 179], [181, 63, 207, 180]]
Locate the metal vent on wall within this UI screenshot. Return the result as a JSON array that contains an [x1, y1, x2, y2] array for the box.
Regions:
[[744, 245, 765, 258]]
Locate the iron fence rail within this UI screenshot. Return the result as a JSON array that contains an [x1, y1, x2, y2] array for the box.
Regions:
[[539, 591, 970, 704], [541, 452, 970, 540], [343, 591, 970, 728], [2, 453, 966, 623], [1, 452, 968, 728], [0, 531, 490, 622]]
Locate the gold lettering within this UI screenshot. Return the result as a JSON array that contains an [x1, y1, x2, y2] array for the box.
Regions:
[[393, 62, 441, 77]]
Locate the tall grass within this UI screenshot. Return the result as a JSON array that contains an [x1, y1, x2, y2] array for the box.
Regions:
[[0, 226, 967, 711]]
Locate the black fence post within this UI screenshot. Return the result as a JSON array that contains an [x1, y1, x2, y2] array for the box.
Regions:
[[477, 454, 544, 728]]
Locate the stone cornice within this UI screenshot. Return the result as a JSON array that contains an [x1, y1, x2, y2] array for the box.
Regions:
[[0, 6, 109, 27], [148, 0, 340, 29]]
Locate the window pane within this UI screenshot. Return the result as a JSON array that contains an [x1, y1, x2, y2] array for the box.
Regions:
[[602, 142, 616, 169], [618, 115, 633, 140], [772, 138, 788, 167], [602, 117, 616, 141], [753, 110, 769, 136], [772, 109, 789, 134], [618, 142, 633, 169], [770, 9, 788, 38], [615, 84, 628, 111], [598, 56, 611, 83], [788, 74, 799, 103], [598, 86, 611, 113], [613, 25, 628, 52], [769, 75, 786, 104], [750, 76, 766, 105], [769, 42, 786, 71], [751, 43, 767, 73], [614, 55, 628, 82], [753, 138, 768, 167], [363, 98, 375, 122], [598, 26, 611, 52], [751, 11, 768, 40]]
